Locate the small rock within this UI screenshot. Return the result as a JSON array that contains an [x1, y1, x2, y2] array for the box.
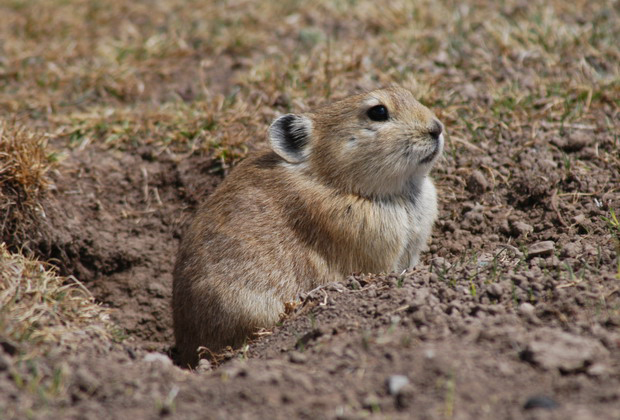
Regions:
[[387, 375, 410, 395], [423, 348, 436, 359], [196, 358, 212, 373], [564, 131, 589, 152], [289, 351, 307, 364], [499, 219, 511, 235], [518, 303, 536, 317], [583, 243, 597, 256], [544, 255, 561, 268], [521, 329, 609, 373], [586, 362, 609, 377], [431, 257, 450, 271], [143, 352, 173, 366], [486, 304, 505, 315], [487, 283, 505, 299], [461, 83, 478, 99], [348, 279, 362, 290], [527, 241, 555, 259], [529, 257, 542, 267], [434, 50, 449, 65], [510, 221, 533, 237], [561, 242, 581, 258], [442, 220, 457, 232], [497, 362, 515, 375], [523, 395, 559, 410], [466, 170, 488, 194], [74, 367, 100, 394], [571, 214, 586, 225]]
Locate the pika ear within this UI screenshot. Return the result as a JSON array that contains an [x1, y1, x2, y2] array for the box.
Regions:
[[268, 114, 312, 163]]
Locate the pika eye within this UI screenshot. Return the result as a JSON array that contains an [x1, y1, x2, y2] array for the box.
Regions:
[[367, 105, 389, 121]]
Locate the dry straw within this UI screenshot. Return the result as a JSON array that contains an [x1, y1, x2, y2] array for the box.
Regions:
[[0, 243, 111, 361]]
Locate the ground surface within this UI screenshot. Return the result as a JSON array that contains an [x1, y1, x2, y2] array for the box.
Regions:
[[1, 0, 619, 419]]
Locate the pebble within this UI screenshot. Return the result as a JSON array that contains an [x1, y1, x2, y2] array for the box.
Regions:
[[442, 220, 458, 232], [74, 367, 100, 393], [571, 214, 586, 225], [544, 255, 561, 268], [587, 363, 609, 377], [487, 283, 505, 299], [527, 241, 555, 258], [564, 131, 589, 152], [521, 329, 609, 373], [196, 358, 212, 373], [510, 221, 533, 237], [523, 395, 559, 410], [289, 351, 308, 364], [518, 303, 536, 317], [561, 242, 581, 258], [387, 375, 410, 395]]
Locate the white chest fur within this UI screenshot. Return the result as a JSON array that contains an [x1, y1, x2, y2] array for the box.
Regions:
[[394, 176, 438, 270]]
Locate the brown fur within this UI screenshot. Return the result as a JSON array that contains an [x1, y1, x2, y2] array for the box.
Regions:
[[173, 86, 444, 367]]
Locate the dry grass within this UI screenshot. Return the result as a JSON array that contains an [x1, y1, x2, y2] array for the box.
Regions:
[[1, 0, 617, 167], [0, 243, 112, 412], [0, 121, 55, 248], [0, 243, 110, 361], [0, 121, 51, 204]]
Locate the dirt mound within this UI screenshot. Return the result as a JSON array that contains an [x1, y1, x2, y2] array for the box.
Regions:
[[2, 129, 618, 418], [10, 144, 222, 350]]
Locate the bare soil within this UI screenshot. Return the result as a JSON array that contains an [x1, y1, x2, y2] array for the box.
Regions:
[[2, 115, 619, 419]]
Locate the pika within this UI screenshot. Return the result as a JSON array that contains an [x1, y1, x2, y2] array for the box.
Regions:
[[173, 86, 443, 367]]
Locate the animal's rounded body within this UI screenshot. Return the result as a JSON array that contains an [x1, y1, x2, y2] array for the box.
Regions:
[[173, 86, 443, 367]]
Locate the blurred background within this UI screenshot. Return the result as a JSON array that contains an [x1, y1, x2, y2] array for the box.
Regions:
[[1, 0, 618, 164]]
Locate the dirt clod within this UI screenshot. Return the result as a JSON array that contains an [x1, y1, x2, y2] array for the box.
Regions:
[[527, 241, 555, 258], [511, 221, 534, 237], [288, 351, 308, 364], [395, 384, 415, 410], [467, 170, 489, 194], [521, 330, 609, 373]]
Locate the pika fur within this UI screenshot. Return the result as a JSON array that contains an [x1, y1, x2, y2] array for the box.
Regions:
[[173, 86, 444, 367]]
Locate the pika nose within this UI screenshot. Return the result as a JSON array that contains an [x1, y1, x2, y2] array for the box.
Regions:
[[428, 120, 443, 141]]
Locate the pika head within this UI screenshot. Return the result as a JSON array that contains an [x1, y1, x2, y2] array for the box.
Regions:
[[269, 86, 444, 197]]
